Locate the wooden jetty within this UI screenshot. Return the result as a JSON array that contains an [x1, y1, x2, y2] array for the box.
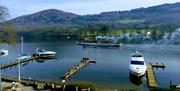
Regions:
[[1, 75, 63, 89], [146, 63, 166, 88], [0, 56, 39, 69], [61, 58, 96, 80], [152, 63, 165, 68], [2, 75, 94, 90], [146, 64, 158, 88], [0, 56, 95, 90]]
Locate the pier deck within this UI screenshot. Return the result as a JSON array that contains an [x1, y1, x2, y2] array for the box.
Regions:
[[152, 63, 165, 68], [146, 64, 158, 88], [0, 57, 95, 90], [0, 56, 39, 69], [61, 58, 96, 80], [1, 75, 63, 89], [146, 63, 166, 88]]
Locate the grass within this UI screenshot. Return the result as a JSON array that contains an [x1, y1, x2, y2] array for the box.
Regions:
[[150, 88, 180, 91]]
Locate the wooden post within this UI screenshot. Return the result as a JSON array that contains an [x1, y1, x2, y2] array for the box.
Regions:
[[76, 86, 78, 91], [63, 85, 66, 91], [88, 88, 90, 91], [170, 80, 172, 88], [52, 84, 54, 88]]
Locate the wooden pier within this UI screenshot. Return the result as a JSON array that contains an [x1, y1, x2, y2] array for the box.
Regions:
[[0, 56, 39, 69], [0, 56, 96, 90], [61, 58, 96, 80], [1, 75, 64, 89], [146, 63, 166, 88], [152, 63, 165, 68], [146, 64, 158, 88]]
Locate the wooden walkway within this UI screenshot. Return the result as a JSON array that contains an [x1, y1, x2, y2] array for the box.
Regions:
[[146, 64, 158, 88], [1, 75, 64, 89], [61, 58, 96, 80], [152, 63, 165, 68], [0, 57, 95, 90], [146, 63, 166, 88], [0, 56, 38, 69]]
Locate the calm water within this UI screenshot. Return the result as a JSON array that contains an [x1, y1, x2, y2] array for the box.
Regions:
[[0, 42, 180, 90]]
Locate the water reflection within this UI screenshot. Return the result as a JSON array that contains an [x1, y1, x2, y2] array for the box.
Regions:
[[35, 58, 57, 63], [22, 61, 29, 66], [129, 73, 146, 86], [1, 43, 179, 88]]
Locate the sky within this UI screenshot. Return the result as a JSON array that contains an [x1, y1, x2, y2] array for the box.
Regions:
[[0, 0, 179, 19]]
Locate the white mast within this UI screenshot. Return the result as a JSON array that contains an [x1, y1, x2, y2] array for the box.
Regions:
[[18, 59, 21, 82], [21, 36, 23, 55], [18, 36, 23, 82]]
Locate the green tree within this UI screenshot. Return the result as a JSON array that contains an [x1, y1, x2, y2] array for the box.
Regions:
[[0, 6, 8, 21], [0, 6, 16, 45]]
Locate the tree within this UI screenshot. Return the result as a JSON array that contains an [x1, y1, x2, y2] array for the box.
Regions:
[[0, 6, 8, 21], [0, 6, 16, 45]]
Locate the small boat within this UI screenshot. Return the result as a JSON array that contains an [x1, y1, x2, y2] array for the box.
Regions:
[[129, 51, 147, 77], [18, 36, 31, 60], [0, 49, 8, 56], [34, 48, 56, 58], [18, 54, 31, 60]]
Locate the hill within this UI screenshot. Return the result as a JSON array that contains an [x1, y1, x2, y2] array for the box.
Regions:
[[1, 2, 180, 43], [8, 2, 180, 31], [10, 9, 79, 30]]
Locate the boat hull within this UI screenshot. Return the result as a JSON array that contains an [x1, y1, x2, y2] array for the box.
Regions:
[[32, 53, 56, 59], [129, 69, 146, 77], [0, 50, 8, 56]]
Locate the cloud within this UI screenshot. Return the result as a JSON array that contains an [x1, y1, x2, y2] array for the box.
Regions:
[[0, 0, 179, 18]]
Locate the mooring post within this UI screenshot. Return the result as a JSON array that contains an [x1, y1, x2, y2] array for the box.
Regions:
[[88, 88, 90, 91], [170, 80, 172, 88], [52, 84, 54, 88], [76, 86, 78, 91], [63, 85, 66, 91]]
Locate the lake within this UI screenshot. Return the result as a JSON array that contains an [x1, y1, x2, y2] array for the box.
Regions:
[[0, 42, 180, 90]]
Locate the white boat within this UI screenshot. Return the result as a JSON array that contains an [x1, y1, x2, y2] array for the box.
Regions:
[[18, 36, 31, 60], [35, 48, 56, 58], [129, 51, 147, 77], [0, 49, 8, 56], [18, 54, 31, 60]]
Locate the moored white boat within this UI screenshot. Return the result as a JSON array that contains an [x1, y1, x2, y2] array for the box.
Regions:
[[129, 51, 147, 77], [17, 36, 31, 60], [34, 48, 56, 58], [0, 49, 8, 56], [18, 54, 31, 60]]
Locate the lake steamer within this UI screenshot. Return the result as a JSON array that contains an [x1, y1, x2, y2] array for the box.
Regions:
[[77, 36, 122, 47]]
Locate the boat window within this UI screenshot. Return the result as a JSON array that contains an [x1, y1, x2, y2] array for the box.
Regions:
[[131, 61, 144, 65], [132, 55, 143, 57], [37, 49, 45, 52]]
